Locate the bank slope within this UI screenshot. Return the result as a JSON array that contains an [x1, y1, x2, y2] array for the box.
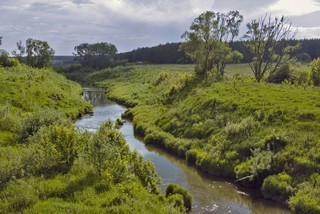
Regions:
[[0, 65, 186, 213], [86, 64, 319, 214]]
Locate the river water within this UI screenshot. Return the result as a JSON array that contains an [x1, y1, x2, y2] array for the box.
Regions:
[[76, 88, 289, 214]]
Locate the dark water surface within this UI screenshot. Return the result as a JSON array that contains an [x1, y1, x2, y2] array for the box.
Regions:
[[76, 88, 289, 214]]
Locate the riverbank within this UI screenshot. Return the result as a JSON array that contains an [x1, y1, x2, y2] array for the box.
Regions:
[[64, 64, 320, 213], [0, 66, 187, 213], [76, 88, 289, 213]]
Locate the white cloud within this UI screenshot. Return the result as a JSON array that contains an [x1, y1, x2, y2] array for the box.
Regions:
[[268, 0, 320, 16], [0, 0, 319, 54], [296, 26, 320, 39]]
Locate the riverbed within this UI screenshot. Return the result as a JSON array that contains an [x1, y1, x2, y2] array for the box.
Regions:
[[76, 88, 289, 214]]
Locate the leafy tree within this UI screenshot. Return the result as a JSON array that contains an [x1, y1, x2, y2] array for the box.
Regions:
[[180, 10, 243, 80], [73, 42, 118, 69], [244, 15, 300, 82], [21, 38, 55, 68], [12, 40, 26, 62]]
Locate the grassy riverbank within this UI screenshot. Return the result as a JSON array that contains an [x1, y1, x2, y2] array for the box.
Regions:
[[66, 63, 320, 213], [0, 65, 188, 213]]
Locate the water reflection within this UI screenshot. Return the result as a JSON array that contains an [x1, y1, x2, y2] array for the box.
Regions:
[[76, 88, 289, 214]]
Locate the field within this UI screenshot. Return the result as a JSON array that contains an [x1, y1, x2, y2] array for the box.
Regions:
[[0, 65, 188, 213], [66, 63, 320, 213]]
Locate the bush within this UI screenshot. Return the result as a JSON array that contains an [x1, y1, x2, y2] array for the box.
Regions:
[[21, 108, 66, 140], [165, 183, 192, 212], [289, 173, 320, 214], [262, 173, 293, 201], [310, 58, 320, 86], [267, 64, 292, 84], [0, 52, 20, 67], [293, 68, 312, 85]]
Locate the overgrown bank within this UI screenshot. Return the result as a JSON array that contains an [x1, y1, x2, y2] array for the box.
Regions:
[[68, 64, 320, 214], [0, 65, 189, 213]]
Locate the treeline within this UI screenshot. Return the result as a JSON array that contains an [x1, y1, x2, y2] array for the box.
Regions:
[[118, 39, 320, 64], [118, 43, 192, 64]]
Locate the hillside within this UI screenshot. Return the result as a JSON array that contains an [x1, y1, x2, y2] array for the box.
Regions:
[[71, 64, 320, 213], [0, 65, 187, 213]]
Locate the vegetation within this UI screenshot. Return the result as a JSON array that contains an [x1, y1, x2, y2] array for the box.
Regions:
[[66, 61, 320, 213], [17, 38, 55, 68], [0, 65, 187, 213], [180, 11, 243, 80], [243, 15, 300, 82], [118, 43, 192, 64], [73, 42, 121, 69]]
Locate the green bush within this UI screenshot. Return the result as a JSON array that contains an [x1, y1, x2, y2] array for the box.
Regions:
[[267, 64, 292, 84], [165, 183, 192, 212], [289, 173, 320, 214], [293, 68, 312, 85], [21, 109, 66, 140], [262, 173, 293, 201], [0, 52, 20, 67], [310, 58, 320, 86]]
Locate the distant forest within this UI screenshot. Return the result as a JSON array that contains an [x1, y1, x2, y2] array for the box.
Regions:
[[53, 39, 320, 66], [118, 39, 320, 64]]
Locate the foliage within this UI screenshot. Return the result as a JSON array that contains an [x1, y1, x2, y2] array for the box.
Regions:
[[180, 11, 243, 80], [118, 42, 192, 64], [244, 15, 300, 82], [262, 173, 294, 201], [118, 39, 320, 65], [12, 40, 26, 62], [76, 63, 320, 212], [289, 173, 320, 214], [166, 183, 192, 212], [310, 57, 320, 86], [0, 65, 184, 213], [23, 38, 55, 68], [0, 51, 20, 67], [267, 63, 293, 83], [73, 42, 118, 69]]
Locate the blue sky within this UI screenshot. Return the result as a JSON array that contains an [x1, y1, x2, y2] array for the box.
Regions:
[[0, 0, 320, 55]]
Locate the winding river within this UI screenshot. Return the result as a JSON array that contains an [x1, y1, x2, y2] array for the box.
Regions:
[[76, 88, 289, 214]]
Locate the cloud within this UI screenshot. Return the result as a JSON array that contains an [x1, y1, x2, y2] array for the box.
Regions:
[[268, 0, 320, 16], [0, 0, 319, 55]]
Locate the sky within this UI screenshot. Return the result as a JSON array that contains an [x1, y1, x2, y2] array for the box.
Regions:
[[0, 0, 320, 55]]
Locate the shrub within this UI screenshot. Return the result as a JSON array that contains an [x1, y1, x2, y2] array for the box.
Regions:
[[21, 108, 66, 140], [293, 68, 312, 85], [310, 58, 320, 86], [262, 173, 293, 201], [0, 52, 20, 67], [224, 116, 259, 140], [289, 173, 320, 214], [165, 183, 192, 212], [267, 64, 292, 83]]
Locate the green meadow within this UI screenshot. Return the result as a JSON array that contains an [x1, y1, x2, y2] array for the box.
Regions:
[[66, 63, 320, 214], [0, 65, 188, 213]]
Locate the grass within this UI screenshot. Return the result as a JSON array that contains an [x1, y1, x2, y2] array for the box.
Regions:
[[0, 65, 187, 213], [68, 62, 320, 213]]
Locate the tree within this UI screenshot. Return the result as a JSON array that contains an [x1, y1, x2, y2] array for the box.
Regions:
[[0, 36, 2, 46], [24, 38, 55, 68], [73, 42, 118, 69], [12, 40, 25, 62], [180, 11, 243, 80], [244, 15, 300, 82]]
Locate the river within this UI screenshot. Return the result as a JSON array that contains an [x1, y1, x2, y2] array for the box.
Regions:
[[76, 88, 289, 214]]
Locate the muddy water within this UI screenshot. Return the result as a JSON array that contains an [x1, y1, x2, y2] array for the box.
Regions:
[[76, 88, 289, 214]]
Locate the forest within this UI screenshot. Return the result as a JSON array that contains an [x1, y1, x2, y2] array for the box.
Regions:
[[118, 39, 320, 65]]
